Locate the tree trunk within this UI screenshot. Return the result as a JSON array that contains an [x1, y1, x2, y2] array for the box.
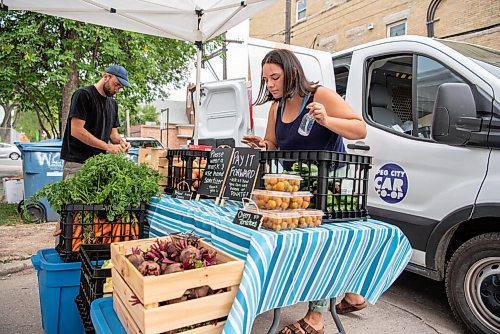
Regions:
[[12, 108, 21, 128], [1, 103, 15, 127], [60, 61, 79, 137]]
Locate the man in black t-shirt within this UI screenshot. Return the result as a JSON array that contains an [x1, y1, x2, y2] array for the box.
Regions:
[[61, 65, 132, 179]]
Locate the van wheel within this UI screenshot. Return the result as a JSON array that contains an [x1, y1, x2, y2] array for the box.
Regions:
[[18, 200, 46, 224], [445, 233, 500, 334]]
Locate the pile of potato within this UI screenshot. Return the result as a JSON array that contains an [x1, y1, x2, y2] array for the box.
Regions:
[[251, 190, 312, 210], [263, 174, 301, 192]]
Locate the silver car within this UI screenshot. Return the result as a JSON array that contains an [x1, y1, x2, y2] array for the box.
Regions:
[[0, 143, 21, 160]]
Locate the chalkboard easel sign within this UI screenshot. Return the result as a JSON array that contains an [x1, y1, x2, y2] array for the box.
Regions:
[[196, 148, 234, 203], [232, 209, 263, 230], [223, 148, 260, 201]]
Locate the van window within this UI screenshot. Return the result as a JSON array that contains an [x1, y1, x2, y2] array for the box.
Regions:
[[366, 54, 466, 138], [333, 56, 352, 98], [416, 56, 464, 138]]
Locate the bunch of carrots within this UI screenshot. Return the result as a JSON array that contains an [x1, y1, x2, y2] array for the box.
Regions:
[[53, 211, 141, 252]]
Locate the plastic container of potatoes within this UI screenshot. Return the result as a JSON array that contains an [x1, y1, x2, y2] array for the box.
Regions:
[[260, 210, 301, 231], [263, 174, 302, 192], [251, 189, 292, 210], [244, 209, 324, 231], [296, 209, 324, 228], [251, 189, 313, 210]]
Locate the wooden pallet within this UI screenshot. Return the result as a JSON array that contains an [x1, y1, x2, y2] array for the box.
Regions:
[[111, 237, 244, 334]]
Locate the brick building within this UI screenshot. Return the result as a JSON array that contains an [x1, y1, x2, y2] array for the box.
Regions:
[[250, 0, 499, 51]]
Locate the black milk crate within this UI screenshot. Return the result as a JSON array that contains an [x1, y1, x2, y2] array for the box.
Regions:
[[164, 149, 210, 194], [75, 244, 112, 334], [258, 150, 372, 222], [56, 203, 148, 262]]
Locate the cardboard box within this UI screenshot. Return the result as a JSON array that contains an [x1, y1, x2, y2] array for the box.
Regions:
[[138, 148, 167, 170]]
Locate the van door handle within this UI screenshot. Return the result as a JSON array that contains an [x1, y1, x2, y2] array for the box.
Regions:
[[347, 143, 370, 151]]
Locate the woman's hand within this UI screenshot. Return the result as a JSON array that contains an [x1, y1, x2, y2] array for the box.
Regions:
[[241, 135, 266, 149], [307, 102, 329, 126]]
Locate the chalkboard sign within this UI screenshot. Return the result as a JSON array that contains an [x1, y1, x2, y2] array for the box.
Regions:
[[197, 148, 233, 199], [172, 189, 193, 200], [232, 209, 263, 230], [223, 148, 260, 201]]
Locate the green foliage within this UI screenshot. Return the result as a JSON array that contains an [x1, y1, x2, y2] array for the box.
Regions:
[[15, 109, 40, 141], [0, 11, 204, 138], [118, 104, 159, 133], [30, 154, 163, 220], [0, 203, 22, 225]]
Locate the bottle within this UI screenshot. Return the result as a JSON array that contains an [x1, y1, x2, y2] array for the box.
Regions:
[[298, 113, 315, 136]]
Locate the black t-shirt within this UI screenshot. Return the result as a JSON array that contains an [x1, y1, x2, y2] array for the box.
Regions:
[[61, 86, 120, 163]]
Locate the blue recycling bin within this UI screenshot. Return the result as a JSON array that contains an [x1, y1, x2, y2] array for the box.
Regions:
[[31, 248, 84, 334], [17, 140, 63, 222], [90, 298, 126, 334]]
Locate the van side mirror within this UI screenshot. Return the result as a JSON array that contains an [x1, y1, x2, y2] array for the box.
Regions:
[[432, 83, 477, 145]]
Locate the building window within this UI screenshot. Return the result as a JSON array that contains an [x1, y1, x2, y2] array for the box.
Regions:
[[387, 21, 406, 37], [296, 0, 306, 21]]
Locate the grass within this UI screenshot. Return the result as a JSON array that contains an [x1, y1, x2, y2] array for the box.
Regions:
[[0, 203, 23, 225]]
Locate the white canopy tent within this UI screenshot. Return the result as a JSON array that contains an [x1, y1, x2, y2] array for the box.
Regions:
[[2, 0, 277, 144]]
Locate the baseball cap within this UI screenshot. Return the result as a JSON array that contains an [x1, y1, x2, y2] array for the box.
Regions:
[[105, 65, 131, 88]]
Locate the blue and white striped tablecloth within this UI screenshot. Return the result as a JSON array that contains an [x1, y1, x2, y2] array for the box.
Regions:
[[147, 195, 412, 334]]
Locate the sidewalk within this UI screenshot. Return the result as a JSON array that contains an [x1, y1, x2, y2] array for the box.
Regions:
[[0, 265, 466, 334]]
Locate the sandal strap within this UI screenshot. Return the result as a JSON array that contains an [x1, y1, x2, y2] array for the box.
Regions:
[[279, 324, 303, 334], [298, 319, 324, 334]]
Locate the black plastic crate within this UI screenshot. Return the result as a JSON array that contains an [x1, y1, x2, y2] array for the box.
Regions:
[[165, 149, 210, 194], [258, 150, 372, 222], [75, 244, 113, 334], [56, 204, 148, 262]]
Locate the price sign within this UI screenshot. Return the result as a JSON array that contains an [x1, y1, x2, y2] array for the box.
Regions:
[[172, 189, 193, 200], [232, 209, 263, 230]]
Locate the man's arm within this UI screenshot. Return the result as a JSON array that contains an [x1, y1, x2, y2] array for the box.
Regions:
[[109, 128, 131, 152], [71, 118, 124, 153]]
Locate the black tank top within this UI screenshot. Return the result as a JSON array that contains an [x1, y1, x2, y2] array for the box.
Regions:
[[275, 91, 345, 153]]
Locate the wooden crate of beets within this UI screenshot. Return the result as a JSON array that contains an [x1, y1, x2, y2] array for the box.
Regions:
[[258, 150, 372, 221], [164, 149, 209, 194], [56, 204, 149, 262], [111, 236, 245, 334]]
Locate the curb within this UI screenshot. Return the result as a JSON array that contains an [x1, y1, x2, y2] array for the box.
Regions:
[[0, 259, 33, 277]]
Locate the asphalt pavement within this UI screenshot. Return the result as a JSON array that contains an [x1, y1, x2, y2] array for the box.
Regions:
[[0, 266, 467, 334]]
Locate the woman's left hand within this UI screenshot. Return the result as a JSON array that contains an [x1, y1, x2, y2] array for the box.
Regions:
[[307, 102, 328, 126]]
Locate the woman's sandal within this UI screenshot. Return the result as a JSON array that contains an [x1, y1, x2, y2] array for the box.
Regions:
[[278, 319, 325, 334], [335, 297, 368, 314]]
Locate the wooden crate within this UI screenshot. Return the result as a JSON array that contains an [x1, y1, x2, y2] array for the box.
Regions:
[[111, 237, 244, 334]]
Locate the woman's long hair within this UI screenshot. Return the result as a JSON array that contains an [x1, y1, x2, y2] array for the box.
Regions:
[[254, 49, 317, 106]]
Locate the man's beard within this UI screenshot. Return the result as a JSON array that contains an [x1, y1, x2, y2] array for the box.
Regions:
[[103, 80, 115, 97]]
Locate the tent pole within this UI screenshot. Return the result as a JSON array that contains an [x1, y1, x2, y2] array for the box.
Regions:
[[194, 42, 202, 145]]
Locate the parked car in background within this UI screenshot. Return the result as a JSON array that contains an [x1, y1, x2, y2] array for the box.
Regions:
[[0, 142, 21, 160], [123, 137, 164, 149]]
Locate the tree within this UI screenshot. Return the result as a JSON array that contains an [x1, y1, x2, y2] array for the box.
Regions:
[[129, 105, 160, 126], [0, 11, 198, 138]]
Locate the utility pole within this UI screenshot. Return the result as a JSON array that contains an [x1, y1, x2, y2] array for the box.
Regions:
[[285, 0, 291, 44], [125, 109, 131, 137], [222, 33, 227, 80]]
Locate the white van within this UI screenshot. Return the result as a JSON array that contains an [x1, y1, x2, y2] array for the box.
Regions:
[[199, 35, 500, 334]]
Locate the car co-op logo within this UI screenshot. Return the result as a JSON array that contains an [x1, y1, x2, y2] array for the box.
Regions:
[[374, 163, 408, 204]]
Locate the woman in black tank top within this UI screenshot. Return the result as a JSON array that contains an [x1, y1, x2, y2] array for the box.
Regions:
[[241, 49, 368, 334]]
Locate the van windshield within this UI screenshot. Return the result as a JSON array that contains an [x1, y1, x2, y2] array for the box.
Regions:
[[438, 39, 500, 78]]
